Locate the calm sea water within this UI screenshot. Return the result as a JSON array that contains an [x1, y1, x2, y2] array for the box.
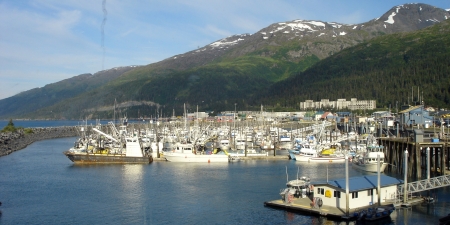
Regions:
[[0, 122, 449, 224]]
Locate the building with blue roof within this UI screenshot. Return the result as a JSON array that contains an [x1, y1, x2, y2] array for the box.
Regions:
[[310, 175, 402, 209]]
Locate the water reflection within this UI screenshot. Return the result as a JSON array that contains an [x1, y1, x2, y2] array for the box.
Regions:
[[120, 164, 145, 221]]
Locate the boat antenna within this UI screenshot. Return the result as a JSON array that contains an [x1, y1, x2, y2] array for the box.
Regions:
[[286, 166, 288, 183]]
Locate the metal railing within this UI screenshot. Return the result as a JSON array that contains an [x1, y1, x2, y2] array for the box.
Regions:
[[398, 174, 450, 195]]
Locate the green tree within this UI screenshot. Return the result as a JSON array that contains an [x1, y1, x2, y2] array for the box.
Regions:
[[2, 119, 17, 132]]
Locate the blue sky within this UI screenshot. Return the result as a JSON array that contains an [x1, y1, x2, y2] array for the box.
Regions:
[[0, 0, 449, 100]]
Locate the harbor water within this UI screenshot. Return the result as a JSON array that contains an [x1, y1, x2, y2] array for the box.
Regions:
[[0, 122, 449, 224]]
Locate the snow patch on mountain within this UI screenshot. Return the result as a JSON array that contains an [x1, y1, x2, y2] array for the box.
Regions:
[[209, 34, 248, 49], [385, 12, 396, 24]]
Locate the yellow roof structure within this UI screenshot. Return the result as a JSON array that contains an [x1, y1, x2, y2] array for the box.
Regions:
[[398, 105, 422, 114]]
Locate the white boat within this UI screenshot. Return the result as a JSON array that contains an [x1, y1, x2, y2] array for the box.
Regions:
[[164, 143, 229, 162], [216, 138, 231, 151], [352, 145, 388, 172], [277, 135, 293, 150], [260, 138, 274, 150], [280, 176, 313, 202], [228, 149, 268, 157], [234, 135, 246, 150], [307, 146, 346, 163], [293, 144, 317, 162]]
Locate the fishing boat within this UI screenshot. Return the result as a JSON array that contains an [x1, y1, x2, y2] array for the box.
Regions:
[[276, 135, 293, 150], [64, 136, 153, 164], [307, 146, 346, 163], [63, 120, 153, 164], [216, 138, 231, 151], [352, 145, 388, 172], [292, 143, 317, 162], [163, 143, 229, 162]]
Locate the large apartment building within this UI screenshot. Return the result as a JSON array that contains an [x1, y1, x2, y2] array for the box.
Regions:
[[299, 98, 376, 110]]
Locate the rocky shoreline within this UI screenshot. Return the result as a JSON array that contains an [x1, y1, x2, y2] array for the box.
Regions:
[[0, 127, 78, 157]]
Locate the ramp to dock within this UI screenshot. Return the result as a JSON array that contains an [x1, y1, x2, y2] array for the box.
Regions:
[[398, 174, 450, 195]]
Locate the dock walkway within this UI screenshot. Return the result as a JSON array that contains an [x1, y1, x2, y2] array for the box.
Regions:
[[264, 196, 418, 221], [264, 197, 360, 220]]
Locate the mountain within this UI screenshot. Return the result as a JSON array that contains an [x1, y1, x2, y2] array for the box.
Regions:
[[258, 18, 450, 110], [0, 3, 449, 119], [0, 66, 140, 118]]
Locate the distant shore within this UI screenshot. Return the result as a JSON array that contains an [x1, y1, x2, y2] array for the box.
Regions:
[[0, 127, 78, 157]]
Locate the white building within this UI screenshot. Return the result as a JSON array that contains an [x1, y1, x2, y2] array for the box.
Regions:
[[311, 174, 401, 210], [299, 98, 376, 110]]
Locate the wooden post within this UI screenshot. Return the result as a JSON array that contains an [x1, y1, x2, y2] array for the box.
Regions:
[[416, 144, 421, 179], [441, 144, 445, 176], [403, 149, 408, 203]]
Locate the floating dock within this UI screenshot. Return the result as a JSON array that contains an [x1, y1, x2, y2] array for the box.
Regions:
[[265, 196, 406, 221], [265, 197, 355, 220]]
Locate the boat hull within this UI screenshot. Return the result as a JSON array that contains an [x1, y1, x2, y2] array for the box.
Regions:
[[307, 156, 346, 163], [352, 162, 388, 173], [294, 155, 314, 162], [63, 151, 153, 164], [164, 152, 229, 162]]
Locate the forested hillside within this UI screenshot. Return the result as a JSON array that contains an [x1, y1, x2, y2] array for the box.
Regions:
[[1, 3, 449, 119], [257, 19, 450, 109]]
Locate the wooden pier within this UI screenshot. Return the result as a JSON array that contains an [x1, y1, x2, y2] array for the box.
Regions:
[[379, 137, 449, 179]]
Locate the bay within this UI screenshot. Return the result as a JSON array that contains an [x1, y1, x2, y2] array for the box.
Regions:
[[0, 121, 449, 224]]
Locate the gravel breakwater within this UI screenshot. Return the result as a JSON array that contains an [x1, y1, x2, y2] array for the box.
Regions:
[[0, 127, 78, 157]]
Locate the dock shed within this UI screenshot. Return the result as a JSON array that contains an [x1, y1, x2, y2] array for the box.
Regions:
[[311, 175, 402, 210], [399, 105, 433, 127]]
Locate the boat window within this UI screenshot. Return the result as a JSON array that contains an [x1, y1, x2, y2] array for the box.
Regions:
[[352, 192, 359, 199], [368, 189, 373, 196]]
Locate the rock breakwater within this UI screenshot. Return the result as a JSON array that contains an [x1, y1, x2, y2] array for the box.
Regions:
[[0, 127, 78, 157]]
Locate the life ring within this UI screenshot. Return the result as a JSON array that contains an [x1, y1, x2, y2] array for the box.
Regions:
[[317, 198, 323, 207]]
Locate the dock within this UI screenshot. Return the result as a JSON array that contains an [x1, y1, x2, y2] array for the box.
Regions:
[[264, 196, 422, 221], [264, 197, 350, 220]]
